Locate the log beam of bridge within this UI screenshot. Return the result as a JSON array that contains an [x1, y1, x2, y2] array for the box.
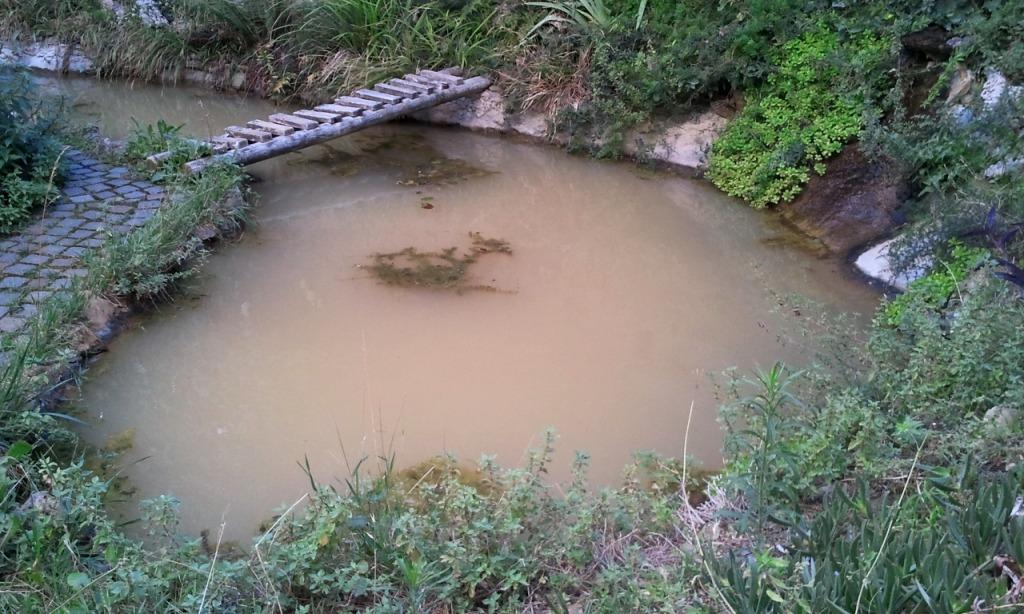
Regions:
[[184, 75, 491, 175]]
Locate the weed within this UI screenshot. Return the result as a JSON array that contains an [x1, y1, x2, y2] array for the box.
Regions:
[[364, 232, 511, 292]]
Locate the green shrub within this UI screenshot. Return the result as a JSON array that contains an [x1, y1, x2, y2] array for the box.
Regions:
[[0, 70, 65, 234], [712, 467, 1024, 612], [124, 119, 211, 183], [882, 240, 991, 326], [706, 27, 891, 207]]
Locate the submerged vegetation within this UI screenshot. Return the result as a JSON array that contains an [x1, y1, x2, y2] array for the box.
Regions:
[[1, 0, 1024, 611], [365, 232, 512, 292]]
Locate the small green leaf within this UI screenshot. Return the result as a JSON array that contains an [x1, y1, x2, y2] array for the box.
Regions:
[[766, 589, 785, 603], [7, 440, 31, 460], [66, 572, 90, 590]]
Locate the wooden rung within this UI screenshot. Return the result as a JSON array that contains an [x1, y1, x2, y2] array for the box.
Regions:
[[419, 70, 464, 85], [405, 73, 448, 89], [391, 78, 435, 93], [315, 103, 363, 116], [247, 119, 295, 136], [355, 89, 402, 104], [269, 113, 319, 130], [376, 82, 421, 98], [226, 125, 272, 143], [335, 95, 384, 110], [211, 135, 247, 149], [293, 109, 343, 124]]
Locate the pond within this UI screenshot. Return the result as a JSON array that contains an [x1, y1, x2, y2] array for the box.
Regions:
[[48, 75, 879, 540]]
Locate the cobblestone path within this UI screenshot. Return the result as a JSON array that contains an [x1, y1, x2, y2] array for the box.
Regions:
[[0, 149, 164, 335]]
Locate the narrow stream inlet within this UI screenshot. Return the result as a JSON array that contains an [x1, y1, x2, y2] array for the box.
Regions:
[[50, 76, 880, 540]]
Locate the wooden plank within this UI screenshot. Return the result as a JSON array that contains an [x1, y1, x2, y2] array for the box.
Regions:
[[355, 89, 402, 104], [391, 78, 435, 93], [246, 119, 295, 136], [376, 82, 421, 98], [419, 69, 464, 85], [335, 95, 384, 110], [211, 135, 247, 149], [186, 75, 493, 174], [293, 109, 343, 124], [269, 113, 319, 130], [315, 103, 363, 116], [226, 125, 272, 143], [405, 73, 448, 89]]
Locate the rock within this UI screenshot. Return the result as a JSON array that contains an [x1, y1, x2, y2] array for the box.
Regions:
[[984, 404, 1019, 429], [0, 40, 94, 73], [778, 144, 911, 254], [414, 88, 511, 132], [18, 491, 60, 518], [854, 237, 926, 290], [134, 0, 169, 27], [100, 0, 126, 19], [901, 26, 954, 58], [945, 66, 974, 104], [981, 69, 1023, 108], [195, 224, 218, 242], [85, 296, 118, 334], [984, 157, 1024, 179], [710, 91, 745, 119], [623, 111, 728, 173]]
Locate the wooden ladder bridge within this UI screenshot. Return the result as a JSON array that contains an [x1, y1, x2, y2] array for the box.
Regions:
[[158, 69, 491, 174]]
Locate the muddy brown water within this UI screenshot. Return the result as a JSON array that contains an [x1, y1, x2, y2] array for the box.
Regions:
[[47, 76, 880, 540]]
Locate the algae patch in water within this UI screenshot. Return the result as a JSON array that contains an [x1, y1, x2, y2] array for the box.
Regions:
[[396, 157, 494, 187], [364, 232, 512, 292]]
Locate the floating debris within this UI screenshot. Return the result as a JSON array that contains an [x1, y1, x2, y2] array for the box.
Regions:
[[396, 157, 494, 187], [364, 232, 513, 293]]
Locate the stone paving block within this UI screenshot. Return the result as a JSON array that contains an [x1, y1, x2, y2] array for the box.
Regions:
[[94, 191, 116, 200], [50, 258, 75, 267], [0, 292, 20, 306], [27, 291, 52, 303], [63, 185, 86, 197], [4, 263, 35, 276], [80, 238, 105, 248], [0, 277, 28, 289], [63, 268, 88, 278], [0, 317, 25, 333], [70, 194, 96, 204], [108, 178, 130, 187], [69, 229, 94, 240], [123, 191, 146, 200], [64, 246, 88, 257], [17, 304, 37, 319], [21, 254, 49, 265]]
